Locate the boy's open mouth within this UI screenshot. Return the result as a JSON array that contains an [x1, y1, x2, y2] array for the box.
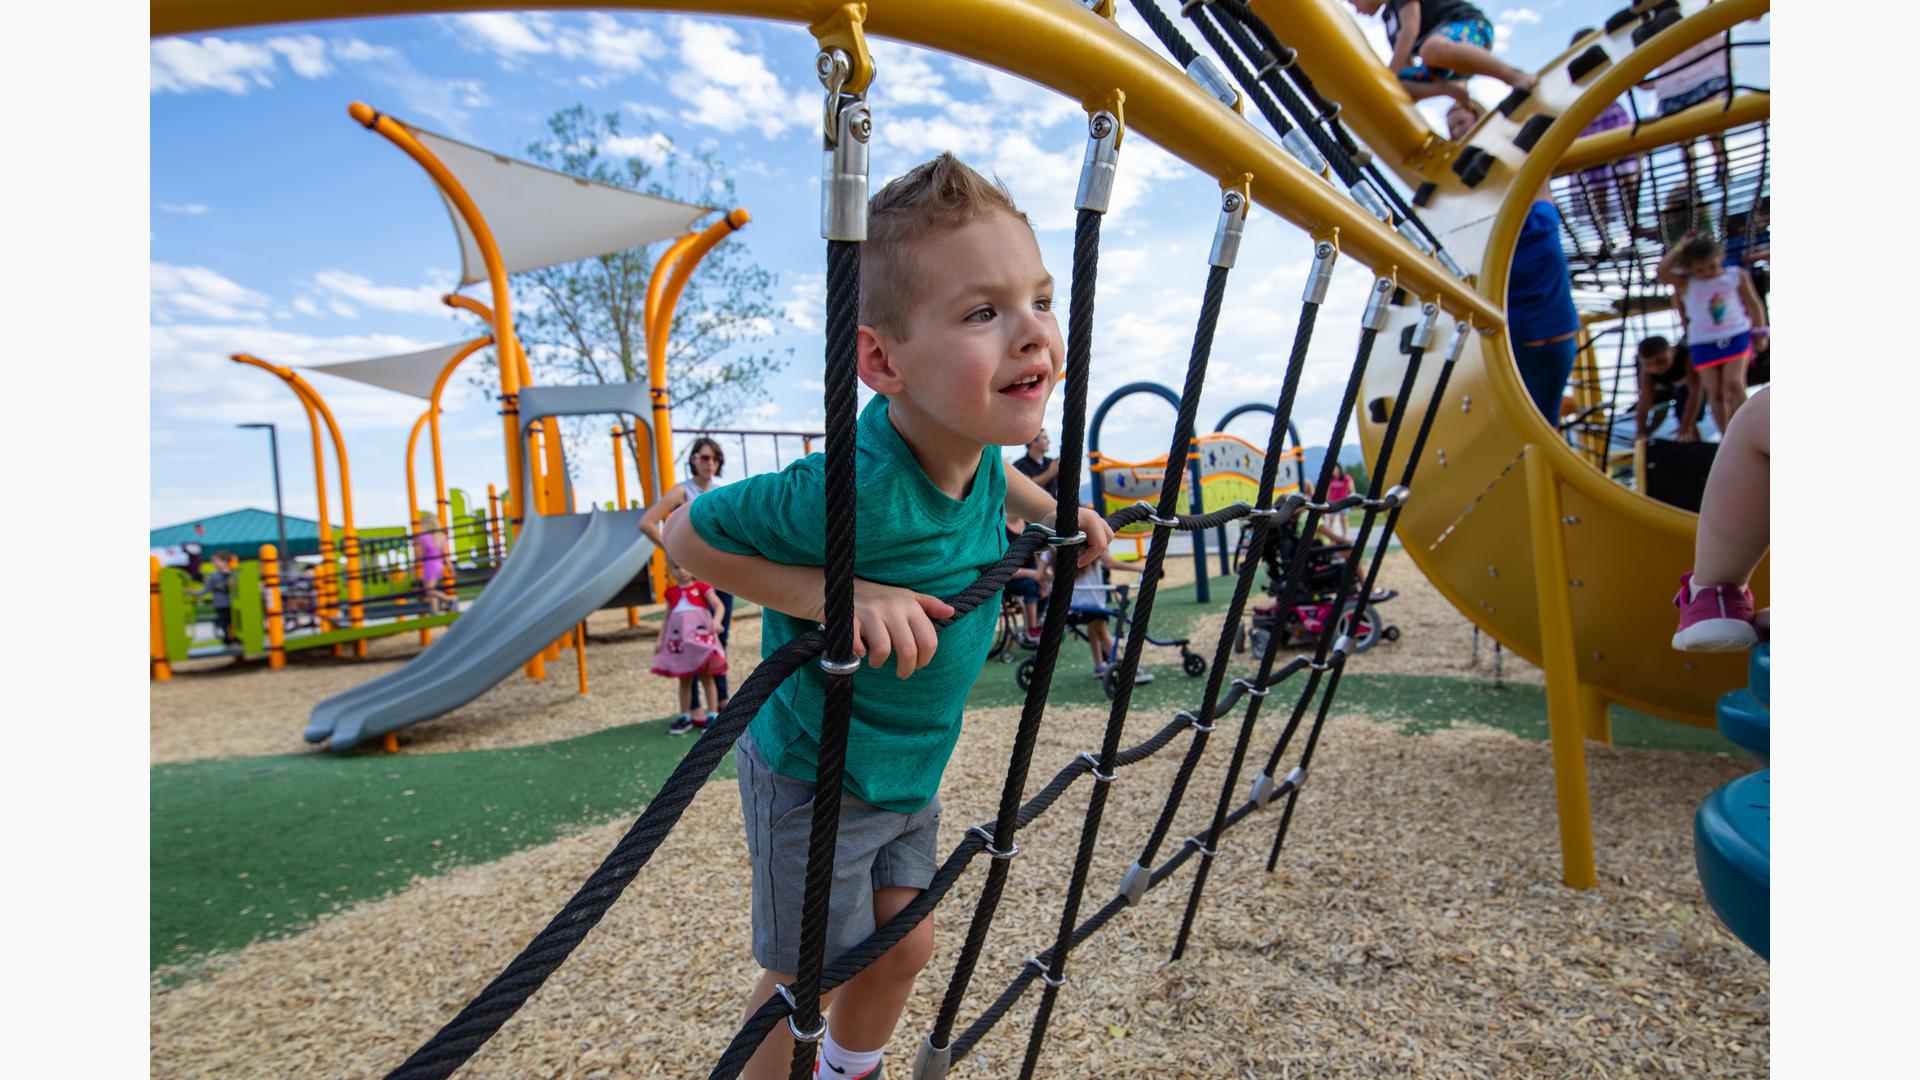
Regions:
[[998, 369, 1049, 397]]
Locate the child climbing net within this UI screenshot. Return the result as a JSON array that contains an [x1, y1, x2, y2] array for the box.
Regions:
[[380, 4, 1496, 1079]]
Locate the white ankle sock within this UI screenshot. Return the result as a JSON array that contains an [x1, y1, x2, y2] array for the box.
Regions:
[[818, 1029, 883, 1078]]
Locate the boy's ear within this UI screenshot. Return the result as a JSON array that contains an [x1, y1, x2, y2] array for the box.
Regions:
[[856, 325, 907, 395]]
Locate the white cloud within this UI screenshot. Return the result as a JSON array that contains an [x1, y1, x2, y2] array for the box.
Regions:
[[1498, 8, 1544, 27], [292, 297, 321, 317], [1493, 24, 1515, 54], [150, 36, 277, 94], [781, 272, 824, 333], [150, 323, 433, 430], [557, 14, 664, 72], [152, 263, 274, 322], [267, 35, 333, 79], [667, 18, 814, 138], [328, 299, 359, 319], [604, 132, 675, 167], [158, 202, 210, 216], [451, 12, 554, 60], [313, 270, 452, 316], [333, 38, 398, 63]]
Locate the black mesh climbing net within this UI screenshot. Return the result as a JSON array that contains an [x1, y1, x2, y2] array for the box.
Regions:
[[376, 6, 1483, 1079]]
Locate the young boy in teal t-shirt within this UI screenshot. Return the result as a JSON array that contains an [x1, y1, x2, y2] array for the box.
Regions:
[[666, 153, 1112, 1080]]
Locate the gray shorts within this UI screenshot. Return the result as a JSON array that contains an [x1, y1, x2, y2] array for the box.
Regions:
[[735, 731, 942, 974]]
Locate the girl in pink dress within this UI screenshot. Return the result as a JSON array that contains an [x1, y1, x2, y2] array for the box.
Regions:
[[652, 561, 729, 735], [1320, 463, 1355, 541], [414, 512, 454, 615]]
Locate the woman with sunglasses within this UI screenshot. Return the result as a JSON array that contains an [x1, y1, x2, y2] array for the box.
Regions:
[[640, 436, 733, 712]]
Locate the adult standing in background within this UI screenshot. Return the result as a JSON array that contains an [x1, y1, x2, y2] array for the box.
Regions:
[[639, 436, 733, 712], [1507, 178, 1584, 425], [1013, 429, 1060, 499]]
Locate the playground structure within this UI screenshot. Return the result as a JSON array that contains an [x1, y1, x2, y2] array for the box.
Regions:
[[1087, 381, 1304, 603], [151, 0, 1772, 1073]]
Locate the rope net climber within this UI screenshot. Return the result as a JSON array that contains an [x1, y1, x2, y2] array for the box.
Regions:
[[379, 4, 1482, 1078]]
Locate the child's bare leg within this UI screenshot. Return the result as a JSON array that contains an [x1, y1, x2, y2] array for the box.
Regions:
[[1719, 358, 1750, 429], [1698, 364, 1731, 435], [1693, 386, 1769, 590], [695, 674, 717, 721], [677, 678, 692, 717], [826, 886, 934, 1051], [1088, 621, 1112, 667], [1417, 38, 1536, 89], [1404, 78, 1470, 103]]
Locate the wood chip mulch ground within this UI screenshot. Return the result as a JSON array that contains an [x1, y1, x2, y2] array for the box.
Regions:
[[151, 695, 1766, 1078]]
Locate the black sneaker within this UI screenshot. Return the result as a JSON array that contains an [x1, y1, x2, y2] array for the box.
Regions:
[[669, 714, 694, 736]]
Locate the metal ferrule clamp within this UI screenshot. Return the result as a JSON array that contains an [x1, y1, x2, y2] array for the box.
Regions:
[[1445, 318, 1473, 364], [1378, 484, 1412, 509], [1026, 956, 1068, 989], [1348, 179, 1391, 223], [913, 1035, 953, 1080], [1077, 750, 1117, 783], [1076, 110, 1121, 213], [1280, 128, 1328, 176], [1118, 859, 1152, 905], [818, 49, 870, 242], [1249, 771, 1278, 808], [1360, 277, 1395, 331], [1284, 765, 1308, 791], [1396, 219, 1434, 255], [1303, 242, 1338, 304], [1177, 709, 1215, 734], [1210, 186, 1249, 269], [1411, 302, 1441, 350], [1185, 55, 1237, 108], [1437, 249, 1469, 280]]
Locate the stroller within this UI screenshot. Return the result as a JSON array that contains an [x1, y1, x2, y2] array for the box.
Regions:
[[1016, 582, 1209, 700], [1235, 514, 1398, 658]]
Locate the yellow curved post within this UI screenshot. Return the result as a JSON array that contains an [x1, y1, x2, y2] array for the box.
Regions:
[[647, 210, 751, 498], [486, 483, 503, 565], [150, 556, 172, 682], [260, 544, 286, 670], [231, 353, 338, 639], [613, 425, 639, 628], [444, 294, 558, 523], [354, 102, 529, 529], [1557, 91, 1769, 177], [425, 334, 494, 530], [405, 407, 432, 523]]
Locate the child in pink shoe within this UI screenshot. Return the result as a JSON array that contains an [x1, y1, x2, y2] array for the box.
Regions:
[[1672, 386, 1769, 651], [652, 561, 729, 734]]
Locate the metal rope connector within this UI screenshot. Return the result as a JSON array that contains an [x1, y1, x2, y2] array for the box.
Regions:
[[1329, 634, 1353, 660], [1231, 676, 1269, 698], [1411, 302, 1441, 350], [1184, 834, 1218, 858], [1348, 179, 1391, 223], [1118, 859, 1151, 905], [1146, 510, 1181, 529], [1184, 55, 1237, 108], [1360, 276, 1395, 331], [1378, 484, 1412, 509], [913, 1035, 953, 1080], [1303, 241, 1338, 304], [819, 654, 861, 676], [967, 824, 1020, 860], [1046, 529, 1087, 548], [774, 983, 827, 1043], [1025, 956, 1068, 989], [818, 49, 871, 242], [1280, 128, 1327, 176], [1249, 771, 1278, 808], [1176, 709, 1215, 734], [1077, 751, 1117, 783], [1244, 506, 1278, 520], [1210, 185, 1249, 269], [1396, 218, 1435, 255], [1445, 318, 1473, 363], [1076, 110, 1121, 213]]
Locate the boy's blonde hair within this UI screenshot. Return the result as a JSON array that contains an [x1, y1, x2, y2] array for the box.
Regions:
[[861, 152, 1031, 337]]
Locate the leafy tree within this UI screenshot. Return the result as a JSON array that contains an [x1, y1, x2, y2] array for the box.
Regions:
[[478, 105, 789, 479]]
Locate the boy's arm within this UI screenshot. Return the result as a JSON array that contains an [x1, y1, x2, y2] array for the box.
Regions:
[[1004, 459, 1116, 568], [1387, 1, 1420, 71], [1634, 370, 1652, 438], [664, 512, 954, 677]]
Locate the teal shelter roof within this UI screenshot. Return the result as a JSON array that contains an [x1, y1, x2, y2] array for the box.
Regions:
[[150, 508, 329, 560]]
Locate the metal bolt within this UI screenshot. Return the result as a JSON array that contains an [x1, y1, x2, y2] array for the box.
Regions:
[[1592, 651, 1605, 662], [1570, 579, 1583, 587], [1562, 515, 1580, 525], [1461, 394, 1472, 413], [1436, 449, 1447, 466], [1488, 565, 1498, 578]]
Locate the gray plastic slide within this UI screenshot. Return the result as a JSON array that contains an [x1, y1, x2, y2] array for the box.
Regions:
[[306, 383, 662, 753]]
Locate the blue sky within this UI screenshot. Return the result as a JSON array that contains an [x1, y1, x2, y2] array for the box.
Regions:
[[152, 2, 1695, 531]]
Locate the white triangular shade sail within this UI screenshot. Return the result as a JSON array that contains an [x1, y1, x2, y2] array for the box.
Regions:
[[407, 122, 714, 286], [300, 340, 484, 401]]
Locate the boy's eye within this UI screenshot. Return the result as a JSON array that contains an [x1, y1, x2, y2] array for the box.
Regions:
[[1034, 296, 1053, 312], [966, 306, 995, 323]]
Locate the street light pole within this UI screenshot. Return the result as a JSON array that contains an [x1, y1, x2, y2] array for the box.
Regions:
[[238, 422, 288, 560]]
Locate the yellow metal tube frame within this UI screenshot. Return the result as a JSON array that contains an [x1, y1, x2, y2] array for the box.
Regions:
[[156, 0, 1497, 326], [444, 293, 561, 525], [261, 544, 287, 669], [150, 556, 172, 682], [1557, 91, 1768, 177]]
